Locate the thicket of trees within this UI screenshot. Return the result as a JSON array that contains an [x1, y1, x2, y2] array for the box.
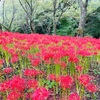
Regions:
[[0, 0, 100, 37]]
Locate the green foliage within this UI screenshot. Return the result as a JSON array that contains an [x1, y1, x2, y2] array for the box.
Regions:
[[85, 7, 100, 38], [0, 0, 100, 36], [56, 17, 78, 36], [43, 80, 56, 89]]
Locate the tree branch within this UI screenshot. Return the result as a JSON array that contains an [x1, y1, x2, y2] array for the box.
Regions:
[[9, 0, 15, 29], [2, 0, 5, 24], [19, 0, 30, 19], [0, 23, 10, 31], [25, 0, 33, 14]]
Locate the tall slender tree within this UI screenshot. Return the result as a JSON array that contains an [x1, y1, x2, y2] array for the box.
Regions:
[[19, 0, 39, 33], [52, 0, 75, 34], [76, 0, 89, 36], [0, 0, 15, 31]]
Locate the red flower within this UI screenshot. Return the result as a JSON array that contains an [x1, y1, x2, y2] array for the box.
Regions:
[[48, 74, 57, 81], [26, 93, 33, 100], [0, 59, 3, 65], [78, 50, 92, 57], [76, 66, 82, 72], [24, 69, 40, 77], [31, 58, 41, 66], [86, 83, 97, 93], [42, 51, 54, 61], [59, 75, 73, 89], [32, 87, 49, 100], [10, 76, 26, 92], [3, 67, 13, 74], [79, 74, 91, 86], [60, 61, 67, 70], [10, 56, 18, 63], [68, 93, 81, 100], [0, 80, 11, 92], [68, 56, 79, 63], [27, 79, 38, 89], [54, 59, 61, 65], [7, 91, 21, 100]]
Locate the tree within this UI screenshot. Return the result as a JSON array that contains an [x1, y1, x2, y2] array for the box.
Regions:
[[52, 0, 76, 34], [34, 0, 72, 34], [76, 0, 89, 36], [0, 0, 15, 31], [53, 0, 57, 34], [85, 7, 100, 38], [18, 0, 40, 33]]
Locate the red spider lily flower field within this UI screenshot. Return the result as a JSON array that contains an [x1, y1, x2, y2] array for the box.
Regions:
[[0, 32, 100, 100]]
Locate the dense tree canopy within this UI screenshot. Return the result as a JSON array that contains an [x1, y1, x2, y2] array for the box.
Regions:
[[0, 0, 100, 37]]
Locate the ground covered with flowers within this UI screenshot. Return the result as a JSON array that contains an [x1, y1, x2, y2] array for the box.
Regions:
[[0, 32, 100, 100]]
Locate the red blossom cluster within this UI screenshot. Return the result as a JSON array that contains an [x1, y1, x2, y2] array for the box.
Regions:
[[79, 74, 97, 93], [68, 93, 81, 100], [24, 69, 42, 77], [32, 87, 49, 100], [59, 75, 73, 89], [0, 76, 25, 92], [0, 32, 99, 100]]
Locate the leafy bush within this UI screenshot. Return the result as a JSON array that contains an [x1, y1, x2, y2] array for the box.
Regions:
[[56, 17, 78, 36], [85, 7, 100, 38]]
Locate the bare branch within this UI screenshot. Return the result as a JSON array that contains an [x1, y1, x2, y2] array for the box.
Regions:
[[0, 23, 10, 31], [5, 10, 9, 22], [2, 0, 5, 24], [19, 0, 30, 18], [57, 0, 75, 23], [25, 0, 33, 14], [9, 0, 15, 29]]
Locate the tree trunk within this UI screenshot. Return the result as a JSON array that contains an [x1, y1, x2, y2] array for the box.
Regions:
[[77, 0, 88, 36], [53, 0, 57, 35], [53, 18, 56, 34], [29, 19, 35, 33], [30, 21, 35, 33]]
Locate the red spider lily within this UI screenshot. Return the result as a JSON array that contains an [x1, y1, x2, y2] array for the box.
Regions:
[[79, 74, 91, 86], [0, 80, 11, 92], [26, 93, 33, 100], [28, 54, 36, 61], [60, 61, 67, 70], [54, 58, 61, 65], [44, 59, 51, 65], [10, 56, 18, 63], [27, 79, 38, 89], [7, 48, 15, 55], [93, 51, 97, 55], [60, 62, 67, 68], [59, 75, 73, 89], [68, 56, 79, 63], [86, 83, 97, 93], [7, 91, 21, 100], [0, 59, 3, 65], [48, 74, 57, 81], [10, 75, 26, 92], [42, 52, 54, 61], [76, 66, 82, 72], [32, 87, 49, 100], [24, 69, 41, 77], [31, 58, 41, 66], [0, 32, 99, 99], [21, 51, 26, 57], [3, 67, 13, 74], [68, 93, 81, 100], [77, 49, 92, 57], [2, 45, 9, 51]]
